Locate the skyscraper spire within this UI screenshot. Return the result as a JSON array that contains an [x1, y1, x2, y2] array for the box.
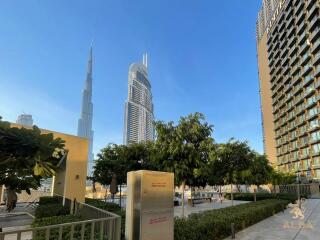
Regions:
[[78, 45, 94, 176]]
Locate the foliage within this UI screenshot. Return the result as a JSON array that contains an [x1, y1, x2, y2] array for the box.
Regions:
[[224, 193, 307, 203], [174, 199, 289, 240], [241, 153, 273, 186], [270, 170, 296, 186], [85, 198, 121, 213], [38, 196, 61, 205], [153, 112, 214, 187], [0, 117, 65, 210], [32, 214, 81, 227], [35, 203, 70, 218], [215, 139, 254, 185], [92, 142, 154, 188]]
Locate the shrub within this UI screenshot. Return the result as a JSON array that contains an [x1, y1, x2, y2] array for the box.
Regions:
[[35, 203, 69, 218], [32, 214, 81, 227], [225, 193, 306, 203], [38, 196, 61, 205], [85, 198, 121, 213], [174, 199, 288, 240]]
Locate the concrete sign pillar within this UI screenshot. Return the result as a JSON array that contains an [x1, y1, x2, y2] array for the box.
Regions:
[[125, 170, 174, 240]]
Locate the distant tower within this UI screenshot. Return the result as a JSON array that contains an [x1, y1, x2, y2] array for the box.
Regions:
[[123, 53, 154, 145], [78, 46, 94, 176], [16, 114, 33, 127]]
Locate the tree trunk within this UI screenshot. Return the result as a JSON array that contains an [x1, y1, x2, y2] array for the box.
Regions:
[[6, 189, 17, 212], [231, 183, 234, 206], [181, 181, 185, 218], [119, 184, 122, 208], [254, 187, 257, 202], [236, 184, 241, 193], [219, 185, 222, 203]]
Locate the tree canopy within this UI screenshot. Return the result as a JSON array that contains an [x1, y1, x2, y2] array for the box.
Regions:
[[0, 117, 65, 210]]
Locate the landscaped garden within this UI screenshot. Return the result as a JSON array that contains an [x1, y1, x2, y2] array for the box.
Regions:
[[174, 199, 289, 240], [224, 192, 307, 203]]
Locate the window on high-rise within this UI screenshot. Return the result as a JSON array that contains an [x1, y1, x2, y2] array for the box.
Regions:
[[312, 143, 320, 154], [311, 131, 320, 142]]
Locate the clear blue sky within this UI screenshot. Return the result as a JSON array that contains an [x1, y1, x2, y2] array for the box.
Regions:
[[0, 0, 263, 156]]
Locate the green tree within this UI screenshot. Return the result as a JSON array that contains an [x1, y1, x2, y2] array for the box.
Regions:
[[242, 153, 273, 201], [92, 142, 154, 207], [154, 112, 214, 217], [0, 117, 65, 211], [206, 147, 226, 202], [216, 139, 253, 206]]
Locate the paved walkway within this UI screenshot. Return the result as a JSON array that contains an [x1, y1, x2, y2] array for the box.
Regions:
[[225, 199, 320, 240], [174, 200, 249, 217]]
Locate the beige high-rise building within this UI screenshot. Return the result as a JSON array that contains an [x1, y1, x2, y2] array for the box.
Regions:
[[257, 0, 320, 179]]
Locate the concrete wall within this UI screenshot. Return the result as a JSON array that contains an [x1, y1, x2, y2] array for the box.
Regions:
[[9, 123, 88, 203], [257, 33, 277, 166]]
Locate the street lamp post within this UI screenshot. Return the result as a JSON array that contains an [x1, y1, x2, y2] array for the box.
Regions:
[[296, 169, 301, 209]]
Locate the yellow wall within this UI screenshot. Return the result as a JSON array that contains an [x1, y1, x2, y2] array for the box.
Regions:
[[257, 33, 277, 166], [10, 123, 88, 203]]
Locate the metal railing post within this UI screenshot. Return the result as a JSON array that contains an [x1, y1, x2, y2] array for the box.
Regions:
[[115, 217, 121, 240], [231, 223, 235, 239]]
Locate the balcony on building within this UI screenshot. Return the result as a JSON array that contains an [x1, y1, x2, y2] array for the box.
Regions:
[[301, 51, 312, 65], [294, 93, 304, 106], [303, 72, 315, 87], [299, 43, 311, 58], [290, 53, 300, 66], [315, 79, 320, 89], [307, 2, 319, 20], [309, 15, 319, 31], [288, 35, 297, 48], [296, 10, 306, 26], [306, 0, 317, 10], [288, 26, 296, 39], [289, 44, 299, 57], [302, 65, 314, 78], [280, 37, 288, 49], [298, 32, 310, 46], [279, 19, 287, 33], [274, 49, 281, 60], [315, 65, 320, 77], [275, 56, 282, 66], [306, 98, 317, 109], [286, 12, 294, 27], [311, 27, 320, 42], [292, 65, 301, 76], [298, 19, 308, 35], [304, 85, 316, 98], [268, 49, 275, 61], [269, 58, 276, 69], [312, 39, 320, 53], [296, 0, 305, 15], [313, 52, 320, 65]]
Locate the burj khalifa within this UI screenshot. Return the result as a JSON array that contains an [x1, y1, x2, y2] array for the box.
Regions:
[[78, 46, 94, 176]]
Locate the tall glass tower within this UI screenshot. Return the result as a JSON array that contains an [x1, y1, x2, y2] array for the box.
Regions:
[[124, 54, 154, 145], [78, 46, 94, 176]]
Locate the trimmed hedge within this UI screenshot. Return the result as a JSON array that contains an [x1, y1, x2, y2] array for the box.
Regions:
[[225, 193, 307, 203], [32, 214, 81, 227], [85, 198, 122, 213], [38, 196, 61, 205], [35, 203, 69, 218], [174, 199, 288, 240]]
